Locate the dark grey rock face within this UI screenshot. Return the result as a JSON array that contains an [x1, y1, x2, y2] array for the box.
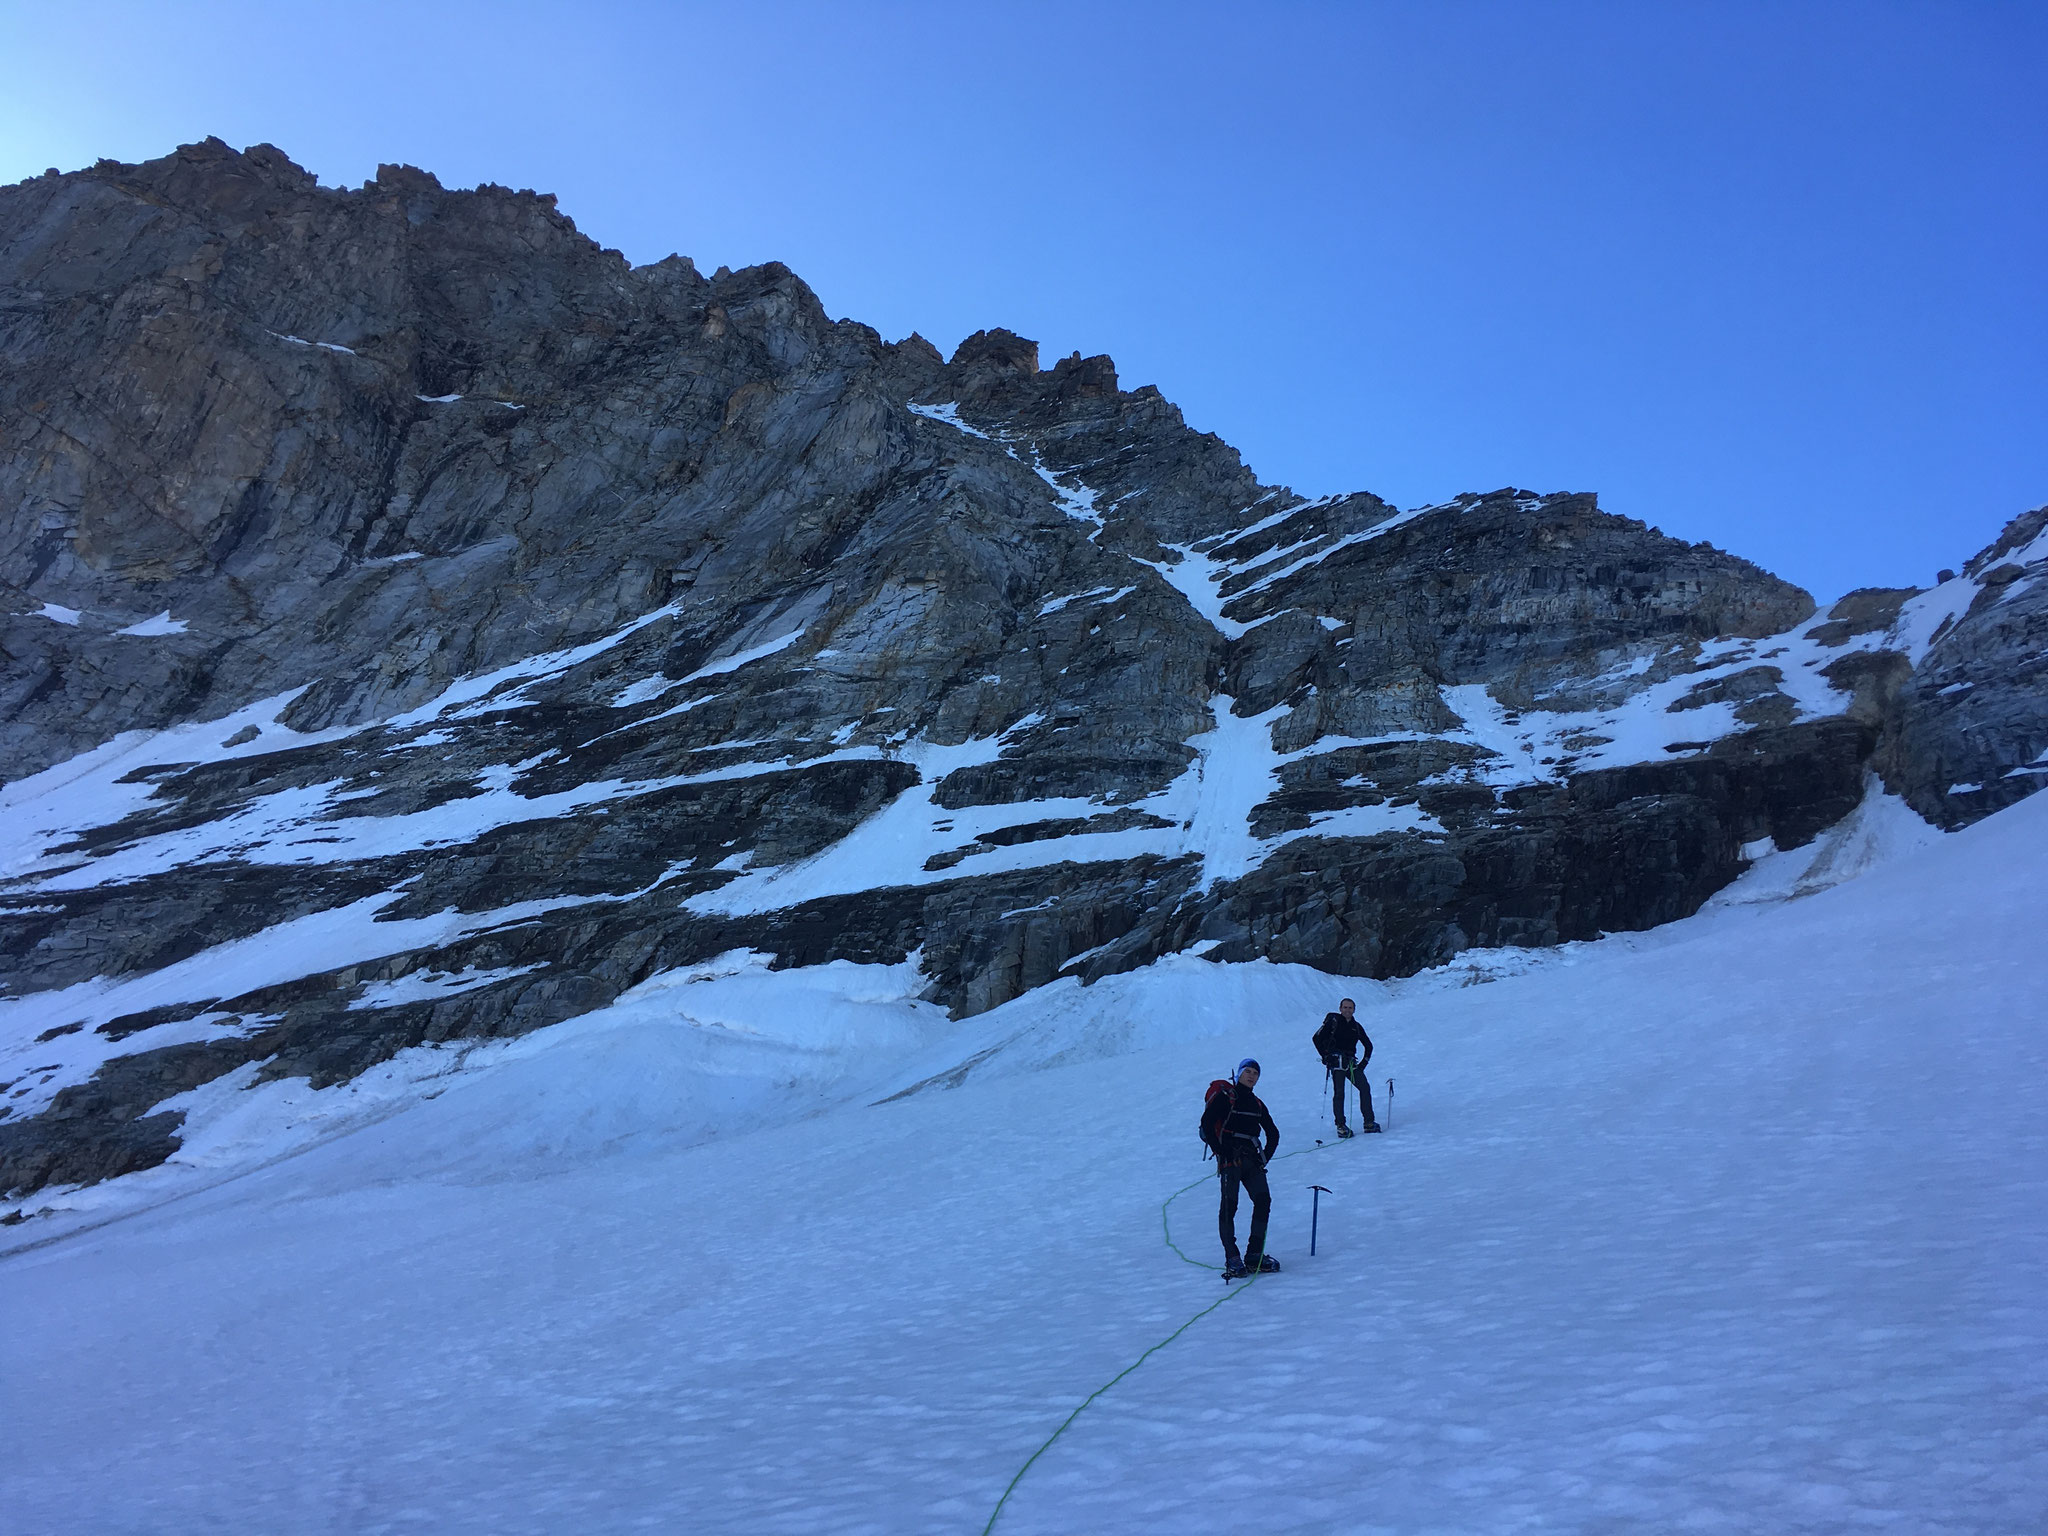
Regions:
[[2, 141, 2043, 1202], [1883, 508, 2048, 828], [1216, 490, 1813, 698]]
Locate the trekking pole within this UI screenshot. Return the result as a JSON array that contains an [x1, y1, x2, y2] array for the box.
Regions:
[[1308, 1185, 1331, 1255], [1386, 1078, 1394, 1133]]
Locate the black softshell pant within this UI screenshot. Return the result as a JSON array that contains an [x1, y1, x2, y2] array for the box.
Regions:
[[1329, 1059, 1377, 1128], [1218, 1156, 1272, 1264]]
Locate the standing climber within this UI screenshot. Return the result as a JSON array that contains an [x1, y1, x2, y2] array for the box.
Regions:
[[1200, 1058, 1281, 1279], [1313, 998, 1380, 1136]]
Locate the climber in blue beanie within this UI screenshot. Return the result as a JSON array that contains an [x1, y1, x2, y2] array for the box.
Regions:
[[1198, 1058, 1281, 1279]]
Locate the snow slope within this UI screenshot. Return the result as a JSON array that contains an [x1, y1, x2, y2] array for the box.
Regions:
[[2, 791, 2044, 1533]]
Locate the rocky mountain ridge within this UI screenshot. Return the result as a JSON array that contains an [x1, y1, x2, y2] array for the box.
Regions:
[[3, 139, 2043, 1206]]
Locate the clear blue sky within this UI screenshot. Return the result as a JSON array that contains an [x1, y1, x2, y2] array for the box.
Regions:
[[4, 1, 2042, 598]]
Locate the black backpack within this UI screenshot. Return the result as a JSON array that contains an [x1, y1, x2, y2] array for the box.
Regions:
[[1312, 1015, 1345, 1059]]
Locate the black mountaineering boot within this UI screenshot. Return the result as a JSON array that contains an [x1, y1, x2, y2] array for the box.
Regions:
[[1252, 1253, 1281, 1273], [1362, 1122, 1383, 1133], [1336, 1124, 1354, 1139], [1222, 1257, 1249, 1281]]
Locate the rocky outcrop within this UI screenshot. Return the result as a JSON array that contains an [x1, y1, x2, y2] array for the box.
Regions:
[[1881, 508, 2048, 827], [2, 142, 2043, 1202]]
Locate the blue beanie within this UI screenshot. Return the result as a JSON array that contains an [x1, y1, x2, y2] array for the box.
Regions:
[[1237, 1058, 1260, 1076]]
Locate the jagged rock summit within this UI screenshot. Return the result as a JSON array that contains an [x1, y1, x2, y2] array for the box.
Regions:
[[3, 140, 2045, 1205]]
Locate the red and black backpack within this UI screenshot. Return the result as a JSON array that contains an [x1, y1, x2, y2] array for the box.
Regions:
[[1199, 1078, 1236, 1160]]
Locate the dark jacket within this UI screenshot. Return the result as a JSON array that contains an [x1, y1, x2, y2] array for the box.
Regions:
[[1312, 1012, 1373, 1068], [1201, 1081, 1279, 1167]]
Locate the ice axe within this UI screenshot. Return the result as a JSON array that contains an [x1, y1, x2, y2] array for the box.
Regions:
[[1308, 1184, 1332, 1255]]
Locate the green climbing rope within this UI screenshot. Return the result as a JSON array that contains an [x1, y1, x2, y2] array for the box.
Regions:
[[983, 1136, 1347, 1532], [1161, 1172, 1221, 1270], [978, 1266, 1257, 1533]]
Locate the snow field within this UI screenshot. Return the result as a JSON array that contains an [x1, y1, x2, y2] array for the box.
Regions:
[[3, 787, 2044, 1532], [114, 610, 189, 636]]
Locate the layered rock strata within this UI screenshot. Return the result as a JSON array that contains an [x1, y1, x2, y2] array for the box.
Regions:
[[2, 141, 2042, 1200]]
